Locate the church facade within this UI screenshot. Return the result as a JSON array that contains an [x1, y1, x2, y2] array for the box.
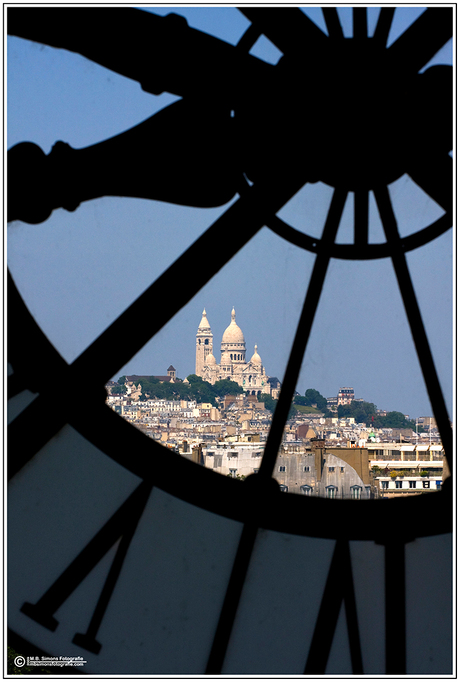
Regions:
[[195, 308, 271, 396]]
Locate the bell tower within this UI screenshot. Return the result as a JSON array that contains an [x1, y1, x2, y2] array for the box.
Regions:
[[195, 308, 213, 377]]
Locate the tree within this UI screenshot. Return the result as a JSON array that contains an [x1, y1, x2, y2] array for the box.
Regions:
[[258, 394, 297, 419], [185, 375, 218, 404], [303, 388, 327, 412], [110, 384, 127, 395], [186, 374, 204, 384], [380, 411, 416, 431], [258, 393, 277, 413], [135, 376, 162, 399], [294, 396, 307, 406], [338, 400, 377, 425], [117, 375, 127, 385], [213, 379, 244, 398]]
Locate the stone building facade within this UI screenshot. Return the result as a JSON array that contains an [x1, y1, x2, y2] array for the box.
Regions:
[[195, 308, 271, 396], [201, 440, 371, 499]]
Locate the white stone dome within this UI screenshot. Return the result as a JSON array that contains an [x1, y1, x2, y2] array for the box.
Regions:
[[251, 344, 262, 364], [207, 352, 216, 365], [222, 308, 245, 345]]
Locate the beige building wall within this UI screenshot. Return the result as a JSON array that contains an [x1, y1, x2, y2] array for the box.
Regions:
[[311, 439, 370, 485]]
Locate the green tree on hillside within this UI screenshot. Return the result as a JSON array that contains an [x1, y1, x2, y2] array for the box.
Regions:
[[338, 400, 377, 424], [337, 401, 415, 430], [259, 394, 297, 419], [185, 375, 218, 404], [380, 411, 416, 430], [136, 377, 159, 394], [129, 374, 218, 404], [259, 393, 277, 413], [111, 384, 127, 395], [213, 379, 244, 398], [184, 374, 202, 383], [303, 388, 328, 412]]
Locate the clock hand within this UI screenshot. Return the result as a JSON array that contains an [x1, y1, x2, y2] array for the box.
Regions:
[[7, 7, 271, 100], [7, 98, 242, 224]]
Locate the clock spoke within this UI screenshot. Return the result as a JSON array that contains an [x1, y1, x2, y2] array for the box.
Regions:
[[383, 540, 407, 674], [374, 186, 452, 471], [372, 8, 395, 46], [206, 522, 259, 674], [8, 395, 66, 481], [407, 152, 453, 217], [7, 271, 75, 479], [387, 8, 452, 74], [259, 188, 347, 480], [7, 7, 270, 101], [236, 23, 262, 52], [354, 190, 369, 246], [8, 270, 68, 393], [238, 7, 327, 57], [321, 8, 343, 40], [304, 540, 363, 674], [353, 7, 367, 40], [7, 373, 27, 400]]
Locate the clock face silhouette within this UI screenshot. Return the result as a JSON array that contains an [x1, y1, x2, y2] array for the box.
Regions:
[[7, 6, 453, 675]]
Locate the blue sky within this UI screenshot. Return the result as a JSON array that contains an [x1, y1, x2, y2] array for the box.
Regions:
[[7, 6, 453, 419]]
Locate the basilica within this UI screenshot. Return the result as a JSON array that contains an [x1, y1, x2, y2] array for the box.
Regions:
[[195, 308, 274, 396]]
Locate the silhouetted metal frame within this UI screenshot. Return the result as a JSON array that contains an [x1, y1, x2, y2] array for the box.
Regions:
[[7, 5, 453, 677], [304, 539, 363, 674]]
